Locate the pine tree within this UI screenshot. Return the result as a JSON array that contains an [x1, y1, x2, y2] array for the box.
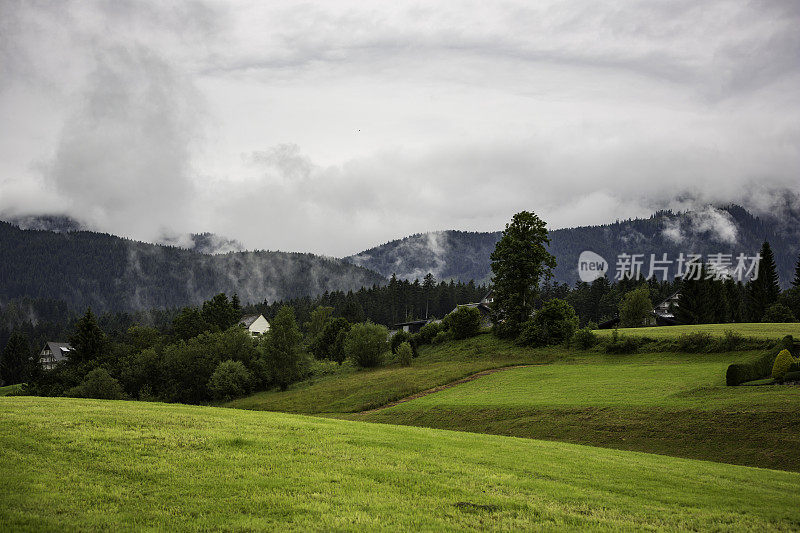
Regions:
[[68, 308, 108, 366], [0, 331, 34, 385], [747, 241, 781, 322], [793, 253, 800, 288]]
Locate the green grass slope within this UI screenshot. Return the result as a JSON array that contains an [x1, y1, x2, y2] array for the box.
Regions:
[[356, 349, 800, 471], [226, 334, 559, 413], [594, 323, 800, 340], [2, 397, 800, 531], [0, 384, 22, 397]]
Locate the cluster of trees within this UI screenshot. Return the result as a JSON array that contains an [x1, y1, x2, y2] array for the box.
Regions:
[[250, 275, 488, 329]]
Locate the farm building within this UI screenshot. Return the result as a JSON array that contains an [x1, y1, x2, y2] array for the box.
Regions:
[[239, 314, 271, 336], [450, 290, 494, 328], [39, 342, 72, 370]]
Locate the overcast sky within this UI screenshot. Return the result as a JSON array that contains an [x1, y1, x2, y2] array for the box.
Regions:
[[1, 0, 799, 256]]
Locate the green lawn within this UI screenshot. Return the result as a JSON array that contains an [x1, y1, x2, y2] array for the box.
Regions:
[[595, 322, 800, 340], [226, 334, 561, 413], [2, 397, 800, 531], [352, 348, 800, 471]]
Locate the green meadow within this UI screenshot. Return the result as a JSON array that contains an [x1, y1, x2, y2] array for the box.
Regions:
[[593, 323, 800, 340], [2, 397, 800, 531]]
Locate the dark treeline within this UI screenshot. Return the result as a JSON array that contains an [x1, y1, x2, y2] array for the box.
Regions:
[[247, 274, 489, 328]]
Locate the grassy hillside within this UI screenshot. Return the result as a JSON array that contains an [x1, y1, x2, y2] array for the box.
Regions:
[[595, 323, 800, 340], [2, 397, 800, 531], [226, 334, 561, 413], [353, 344, 800, 471]]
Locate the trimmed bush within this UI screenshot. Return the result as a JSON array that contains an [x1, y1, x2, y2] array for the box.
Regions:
[[772, 349, 796, 381], [207, 360, 252, 401], [344, 322, 388, 368], [572, 327, 597, 349], [443, 307, 482, 340], [397, 342, 413, 367], [726, 335, 794, 386]]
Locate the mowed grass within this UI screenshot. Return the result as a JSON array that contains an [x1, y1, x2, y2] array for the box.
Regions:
[[594, 322, 800, 340], [354, 349, 800, 471], [226, 334, 560, 413], [2, 397, 800, 531]]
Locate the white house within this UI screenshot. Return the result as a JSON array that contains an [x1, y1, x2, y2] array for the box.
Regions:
[[39, 342, 72, 370], [239, 314, 270, 336]]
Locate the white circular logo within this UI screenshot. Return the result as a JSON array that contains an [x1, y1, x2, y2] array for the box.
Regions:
[[577, 250, 608, 282]]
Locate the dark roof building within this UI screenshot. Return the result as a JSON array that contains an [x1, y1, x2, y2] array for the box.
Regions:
[[39, 342, 72, 371]]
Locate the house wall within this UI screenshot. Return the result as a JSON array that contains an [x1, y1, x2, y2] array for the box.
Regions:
[[248, 315, 271, 336]]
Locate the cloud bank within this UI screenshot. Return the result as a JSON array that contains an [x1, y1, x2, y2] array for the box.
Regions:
[[1, 0, 799, 256]]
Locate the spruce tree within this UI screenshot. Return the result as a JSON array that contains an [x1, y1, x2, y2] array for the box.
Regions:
[[793, 253, 800, 288], [0, 332, 33, 385], [68, 308, 108, 366], [747, 241, 781, 322]]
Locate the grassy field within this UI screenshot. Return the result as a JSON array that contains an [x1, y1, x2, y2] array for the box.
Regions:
[[2, 397, 800, 531], [226, 334, 562, 413], [0, 384, 23, 396], [354, 349, 800, 471], [594, 322, 800, 340]]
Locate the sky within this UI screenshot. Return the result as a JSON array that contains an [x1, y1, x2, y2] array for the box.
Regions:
[[1, 0, 799, 257]]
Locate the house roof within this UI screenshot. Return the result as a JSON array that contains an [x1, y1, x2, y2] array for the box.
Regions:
[[44, 342, 72, 362], [238, 315, 263, 328], [393, 319, 430, 327]]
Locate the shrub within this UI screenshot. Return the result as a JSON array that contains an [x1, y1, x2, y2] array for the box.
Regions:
[[517, 299, 578, 347], [772, 349, 796, 381], [444, 307, 482, 340], [572, 327, 597, 349], [207, 360, 252, 401], [390, 330, 412, 353], [605, 335, 639, 354], [586, 321, 599, 331], [417, 322, 443, 344], [676, 332, 713, 353], [783, 370, 800, 382], [432, 330, 453, 344], [726, 335, 794, 386], [762, 303, 797, 323], [720, 330, 745, 351], [344, 322, 388, 367], [397, 342, 413, 367], [310, 317, 351, 361], [67, 368, 125, 400]]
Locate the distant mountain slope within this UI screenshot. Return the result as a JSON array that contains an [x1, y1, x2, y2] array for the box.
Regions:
[[346, 205, 800, 287], [0, 222, 385, 312]]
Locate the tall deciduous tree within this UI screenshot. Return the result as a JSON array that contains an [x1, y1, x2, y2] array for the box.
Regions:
[[747, 241, 780, 322], [259, 306, 305, 390], [489, 211, 556, 338], [619, 286, 653, 327]]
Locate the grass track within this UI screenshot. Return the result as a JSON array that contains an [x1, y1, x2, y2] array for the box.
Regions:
[[2, 397, 800, 531]]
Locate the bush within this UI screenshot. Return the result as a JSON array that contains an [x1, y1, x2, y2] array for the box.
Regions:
[[720, 330, 745, 351], [572, 327, 597, 349], [783, 370, 800, 382], [397, 342, 413, 367], [344, 322, 388, 367], [207, 360, 252, 401], [605, 335, 640, 354], [443, 307, 482, 340], [676, 332, 713, 353], [726, 335, 794, 386], [432, 330, 453, 344], [517, 299, 578, 347], [417, 322, 443, 344], [390, 330, 412, 353], [67, 368, 125, 400], [772, 349, 796, 381], [310, 317, 351, 361], [762, 303, 797, 323]]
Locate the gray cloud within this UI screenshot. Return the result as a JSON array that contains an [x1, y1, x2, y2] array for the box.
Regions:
[[1, 1, 799, 256]]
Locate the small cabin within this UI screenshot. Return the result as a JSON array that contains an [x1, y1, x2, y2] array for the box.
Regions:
[[393, 319, 430, 334], [239, 314, 271, 337], [39, 342, 72, 370]]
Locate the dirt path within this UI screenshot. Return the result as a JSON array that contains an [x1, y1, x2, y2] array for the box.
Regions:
[[358, 364, 538, 414]]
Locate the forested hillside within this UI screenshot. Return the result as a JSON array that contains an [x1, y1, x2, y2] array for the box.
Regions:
[[0, 222, 385, 312], [347, 205, 800, 287]]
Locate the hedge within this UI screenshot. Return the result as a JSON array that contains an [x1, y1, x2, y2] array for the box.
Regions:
[[726, 335, 794, 386]]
